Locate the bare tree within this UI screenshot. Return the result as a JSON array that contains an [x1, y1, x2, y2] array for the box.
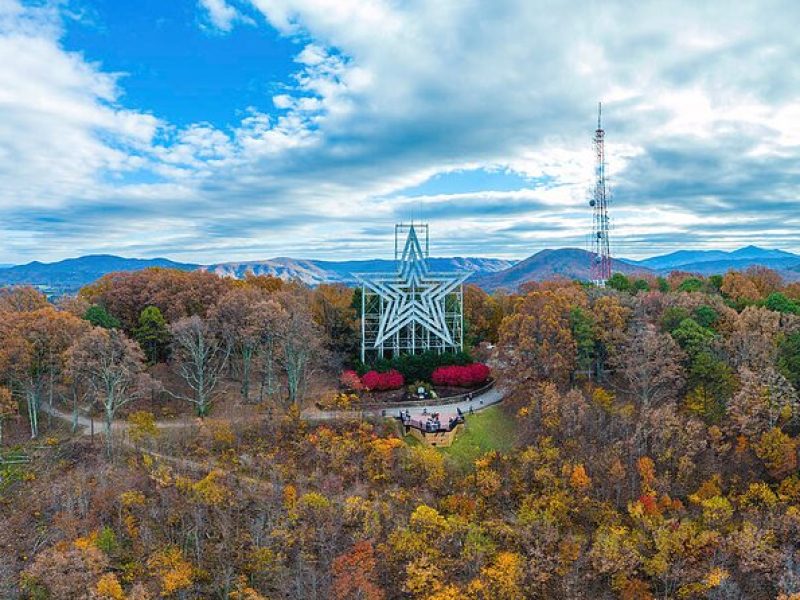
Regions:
[[211, 288, 265, 402], [66, 328, 149, 457], [170, 316, 229, 417], [616, 323, 687, 466], [617, 323, 686, 412], [725, 305, 782, 371], [727, 367, 800, 440], [253, 299, 287, 403], [277, 291, 327, 406]]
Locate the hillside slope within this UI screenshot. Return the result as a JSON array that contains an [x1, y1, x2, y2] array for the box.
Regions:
[[474, 248, 652, 291], [0, 255, 198, 289]]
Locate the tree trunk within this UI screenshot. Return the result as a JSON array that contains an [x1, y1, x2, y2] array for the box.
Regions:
[[197, 367, 207, 416], [27, 390, 39, 439], [104, 407, 115, 459], [71, 387, 79, 433], [259, 344, 277, 403], [287, 366, 298, 405], [47, 366, 54, 428], [241, 347, 253, 402]]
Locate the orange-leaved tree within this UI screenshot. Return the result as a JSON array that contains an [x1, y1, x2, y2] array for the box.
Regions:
[[331, 540, 386, 600], [0, 307, 88, 437], [0, 386, 16, 445]]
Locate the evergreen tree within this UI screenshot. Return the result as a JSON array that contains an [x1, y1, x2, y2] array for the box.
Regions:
[[83, 305, 121, 330], [686, 351, 735, 423], [660, 307, 690, 333], [693, 305, 719, 329], [570, 306, 595, 377], [765, 292, 800, 315], [607, 273, 631, 292], [134, 306, 170, 364], [779, 331, 800, 391], [671, 317, 715, 358], [678, 277, 704, 293]]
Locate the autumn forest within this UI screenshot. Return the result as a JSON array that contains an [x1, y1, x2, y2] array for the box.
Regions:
[[3, 266, 800, 599]]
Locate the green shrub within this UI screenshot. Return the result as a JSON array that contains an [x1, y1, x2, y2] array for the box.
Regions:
[[96, 526, 119, 554]]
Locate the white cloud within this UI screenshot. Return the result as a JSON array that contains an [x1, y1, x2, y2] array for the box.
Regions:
[[1, 0, 800, 263], [0, 5, 161, 211], [198, 0, 244, 32]]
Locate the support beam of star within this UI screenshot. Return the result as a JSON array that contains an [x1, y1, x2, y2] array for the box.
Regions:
[[356, 224, 469, 362]]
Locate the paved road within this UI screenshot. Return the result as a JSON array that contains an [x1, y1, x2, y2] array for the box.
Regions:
[[303, 386, 507, 421]]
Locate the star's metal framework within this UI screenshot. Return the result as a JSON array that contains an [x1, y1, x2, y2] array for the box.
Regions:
[[356, 224, 469, 363]]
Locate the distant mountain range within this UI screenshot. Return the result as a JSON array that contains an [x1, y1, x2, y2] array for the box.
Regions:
[[474, 245, 800, 291], [0, 254, 513, 292], [629, 245, 800, 272], [473, 245, 800, 291], [201, 256, 515, 286], [1, 245, 799, 293]]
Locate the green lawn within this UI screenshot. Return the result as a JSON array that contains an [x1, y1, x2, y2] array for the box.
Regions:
[[440, 406, 516, 470]]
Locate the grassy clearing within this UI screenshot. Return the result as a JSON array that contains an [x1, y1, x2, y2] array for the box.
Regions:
[[440, 406, 516, 471]]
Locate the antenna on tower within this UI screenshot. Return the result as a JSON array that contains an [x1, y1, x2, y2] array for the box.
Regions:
[[590, 101, 612, 286]]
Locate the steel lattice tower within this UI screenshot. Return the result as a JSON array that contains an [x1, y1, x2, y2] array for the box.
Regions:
[[590, 102, 612, 286]]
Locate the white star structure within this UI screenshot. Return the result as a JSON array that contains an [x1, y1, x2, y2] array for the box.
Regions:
[[357, 225, 469, 348]]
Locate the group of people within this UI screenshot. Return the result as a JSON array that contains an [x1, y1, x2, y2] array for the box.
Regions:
[[398, 408, 465, 433]]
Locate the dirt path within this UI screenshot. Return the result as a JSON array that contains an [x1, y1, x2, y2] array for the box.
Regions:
[[40, 403, 259, 436], [38, 402, 276, 491]]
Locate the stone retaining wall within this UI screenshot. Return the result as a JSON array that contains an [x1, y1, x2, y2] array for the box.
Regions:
[[351, 378, 495, 411]]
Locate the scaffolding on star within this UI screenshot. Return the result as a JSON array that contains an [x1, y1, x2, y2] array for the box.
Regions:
[[356, 223, 468, 364]]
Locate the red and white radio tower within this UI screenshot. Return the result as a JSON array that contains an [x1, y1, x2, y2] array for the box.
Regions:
[[590, 102, 612, 286]]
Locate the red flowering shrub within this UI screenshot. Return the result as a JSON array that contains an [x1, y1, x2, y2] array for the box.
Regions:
[[339, 370, 364, 392], [431, 363, 490, 387], [361, 369, 405, 391]]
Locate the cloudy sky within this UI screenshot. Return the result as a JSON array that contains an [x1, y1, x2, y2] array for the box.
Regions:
[[0, 0, 799, 264]]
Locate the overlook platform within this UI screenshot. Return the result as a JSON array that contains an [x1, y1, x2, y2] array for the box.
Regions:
[[397, 409, 466, 447]]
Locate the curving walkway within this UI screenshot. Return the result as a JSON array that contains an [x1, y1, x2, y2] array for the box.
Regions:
[[38, 403, 277, 493], [302, 386, 507, 421], [38, 384, 507, 438], [39, 402, 200, 436]]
